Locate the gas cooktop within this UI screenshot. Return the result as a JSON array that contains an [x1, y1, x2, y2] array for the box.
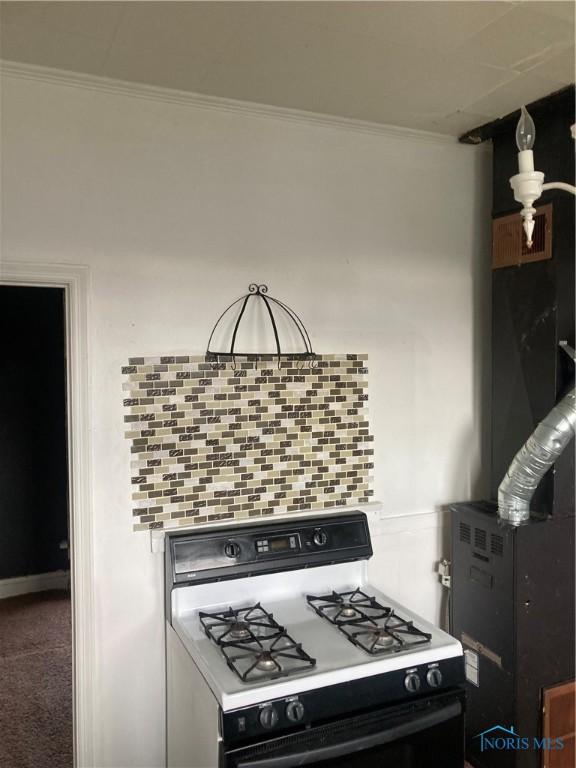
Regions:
[[199, 603, 316, 683], [199, 590, 433, 683], [307, 588, 432, 656]]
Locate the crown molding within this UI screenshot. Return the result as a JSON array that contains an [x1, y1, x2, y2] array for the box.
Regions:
[[0, 59, 465, 147]]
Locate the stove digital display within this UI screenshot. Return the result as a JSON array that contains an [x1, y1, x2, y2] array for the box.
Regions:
[[256, 534, 300, 555]]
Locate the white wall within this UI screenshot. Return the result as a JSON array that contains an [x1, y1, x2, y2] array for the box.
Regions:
[[0, 71, 491, 768]]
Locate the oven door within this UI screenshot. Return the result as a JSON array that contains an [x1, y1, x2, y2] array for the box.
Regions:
[[222, 689, 465, 768]]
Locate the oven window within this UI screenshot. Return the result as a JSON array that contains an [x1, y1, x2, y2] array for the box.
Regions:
[[301, 714, 464, 768]]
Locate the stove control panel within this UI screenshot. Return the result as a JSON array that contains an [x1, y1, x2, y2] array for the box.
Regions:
[[221, 656, 465, 746], [285, 700, 305, 722], [257, 699, 307, 728], [426, 667, 443, 688], [312, 528, 328, 547], [404, 671, 421, 693], [224, 541, 241, 559], [167, 512, 372, 588], [255, 534, 300, 555], [258, 705, 279, 729], [404, 663, 443, 694]]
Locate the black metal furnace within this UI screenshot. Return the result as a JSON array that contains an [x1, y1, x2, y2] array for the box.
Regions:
[[450, 501, 574, 768]]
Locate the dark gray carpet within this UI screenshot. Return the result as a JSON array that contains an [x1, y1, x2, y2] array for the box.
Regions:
[[0, 590, 72, 768]]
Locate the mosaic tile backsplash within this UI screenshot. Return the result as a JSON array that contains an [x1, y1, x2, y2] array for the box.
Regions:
[[122, 355, 374, 531]]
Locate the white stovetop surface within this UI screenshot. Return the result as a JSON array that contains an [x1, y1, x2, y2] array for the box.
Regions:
[[171, 561, 462, 712]]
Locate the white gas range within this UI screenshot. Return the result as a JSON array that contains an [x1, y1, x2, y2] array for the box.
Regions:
[[165, 512, 465, 768]]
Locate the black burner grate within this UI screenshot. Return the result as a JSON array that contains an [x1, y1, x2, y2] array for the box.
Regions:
[[306, 589, 432, 656], [199, 603, 316, 683]]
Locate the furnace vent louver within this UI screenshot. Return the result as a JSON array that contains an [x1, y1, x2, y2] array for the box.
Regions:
[[490, 534, 504, 557], [205, 283, 316, 367], [474, 528, 487, 550], [459, 523, 503, 557], [492, 203, 552, 269]]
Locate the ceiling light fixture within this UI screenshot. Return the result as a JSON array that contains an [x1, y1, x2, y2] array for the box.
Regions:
[[509, 106, 576, 248]]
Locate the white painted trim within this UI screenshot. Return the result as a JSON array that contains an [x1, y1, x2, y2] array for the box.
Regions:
[[374, 510, 447, 535], [0, 59, 462, 147], [0, 571, 70, 599], [378, 507, 447, 519], [0, 263, 94, 768]]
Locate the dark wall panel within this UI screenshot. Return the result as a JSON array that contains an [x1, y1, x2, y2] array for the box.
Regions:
[[490, 87, 575, 516], [0, 286, 69, 579]]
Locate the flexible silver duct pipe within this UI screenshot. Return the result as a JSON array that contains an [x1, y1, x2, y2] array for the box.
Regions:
[[498, 342, 576, 525]]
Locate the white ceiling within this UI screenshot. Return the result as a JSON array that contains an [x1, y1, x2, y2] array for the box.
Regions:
[[1, 1, 574, 137]]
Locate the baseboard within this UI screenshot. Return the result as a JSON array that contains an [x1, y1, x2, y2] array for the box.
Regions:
[[0, 570, 70, 599]]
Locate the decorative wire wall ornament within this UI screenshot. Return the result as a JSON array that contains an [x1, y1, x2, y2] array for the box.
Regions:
[[205, 284, 317, 369]]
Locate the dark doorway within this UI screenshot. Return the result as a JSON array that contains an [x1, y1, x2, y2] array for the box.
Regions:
[[0, 285, 72, 768]]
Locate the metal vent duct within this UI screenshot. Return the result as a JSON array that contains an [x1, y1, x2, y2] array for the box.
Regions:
[[498, 342, 576, 525]]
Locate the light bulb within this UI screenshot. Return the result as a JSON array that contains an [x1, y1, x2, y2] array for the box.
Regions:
[[516, 106, 536, 152]]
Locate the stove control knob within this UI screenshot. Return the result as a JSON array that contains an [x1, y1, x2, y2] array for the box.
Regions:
[[312, 529, 328, 547], [259, 706, 279, 730], [224, 541, 240, 559], [404, 673, 421, 693], [426, 668, 443, 688], [285, 700, 305, 722]]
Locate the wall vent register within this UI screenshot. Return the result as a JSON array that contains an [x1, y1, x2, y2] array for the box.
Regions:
[[492, 203, 552, 270]]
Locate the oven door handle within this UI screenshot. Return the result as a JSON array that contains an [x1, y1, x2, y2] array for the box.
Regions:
[[236, 700, 462, 768]]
